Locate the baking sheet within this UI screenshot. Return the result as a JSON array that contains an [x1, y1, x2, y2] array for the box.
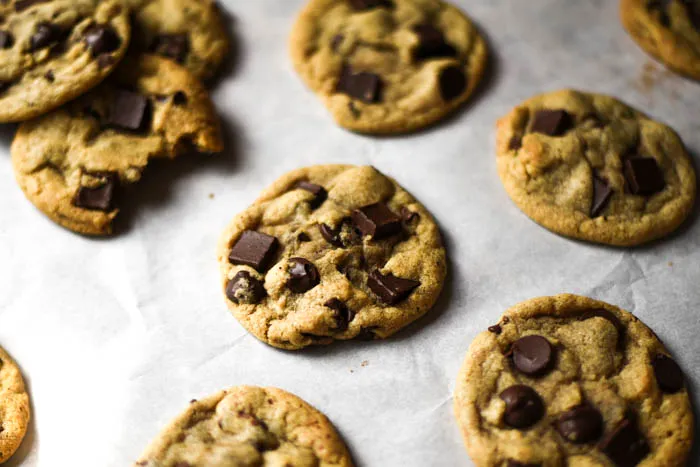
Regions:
[[1, 0, 700, 465]]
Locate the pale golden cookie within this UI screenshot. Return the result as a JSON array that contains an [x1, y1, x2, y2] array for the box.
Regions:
[[217, 165, 447, 350], [0, 345, 30, 464], [134, 386, 354, 467], [454, 294, 694, 466], [289, 0, 488, 134], [496, 89, 696, 247]]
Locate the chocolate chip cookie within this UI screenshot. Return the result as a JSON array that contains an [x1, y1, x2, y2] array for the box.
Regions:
[[11, 54, 223, 236], [496, 89, 696, 246], [289, 0, 488, 134], [454, 294, 694, 467], [126, 0, 230, 81], [133, 386, 354, 467], [217, 165, 447, 350], [621, 0, 700, 80], [0, 0, 130, 122], [0, 345, 30, 464]]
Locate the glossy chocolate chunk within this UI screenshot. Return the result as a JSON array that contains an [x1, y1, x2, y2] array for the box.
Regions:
[[352, 202, 402, 239], [349, 0, 393, 10], [325, 298, 355, 331], [226, 271, 266, 305], [151, 34, 189, 63], [297, 181, 327, 209], [439, 66, 467, 101], [512, 335, 554, 376], [14, 0, 50, 12], [652, 354, 684, 393], [500, 385, 544, 429], [599, 418, 650, 466], [591, 175, 613, 217], [108, 90, 150, 131], [84, 24, 121, 56], [286, 258, 320, 293], [337, 65, 383, 103], [624, 158, 665, 195], [367, 270, 420, 305], [30, 22, 61, 51], [228, 231, 278, 272], [530, 109, 573, 136], [556, 404, 604, 444], [73, 172, 118, 211], [412, 24, 457, 61], [0, 30, 13, 49]]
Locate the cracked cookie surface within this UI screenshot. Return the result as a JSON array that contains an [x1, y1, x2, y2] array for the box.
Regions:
[[134, 386, 354, 467], [217, 165, 446, 350], [0, 345, 30, 464], [289, 0, 488, 134], [454, 294, 694, 467], [496, 89, 696, 247], [0, 0, 130, 122], [11, 54, 223, 236], [621, 0, 700, 80]]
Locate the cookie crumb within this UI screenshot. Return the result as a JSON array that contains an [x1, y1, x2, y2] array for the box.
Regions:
[[209, 193, 215, 199], [361, 360, 369, 367]]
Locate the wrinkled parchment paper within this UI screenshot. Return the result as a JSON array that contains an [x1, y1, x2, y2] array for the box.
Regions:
[[1, 1, 699, 465]]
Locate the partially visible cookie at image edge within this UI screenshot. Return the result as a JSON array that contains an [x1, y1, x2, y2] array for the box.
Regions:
[[0, 345, 31, 464]]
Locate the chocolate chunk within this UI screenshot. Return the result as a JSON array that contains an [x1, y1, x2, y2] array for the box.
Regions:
[[151, 34, 189, 63], [44, 70, 54, 82], [599, 418, 650, 466], [296, 181, 327, 209], [591, 174, 613, 217], [73, 172, 118, 211], [500, 385, 544, 429], [652, 354, 684, 393], [84, 24, 121, 57], [337, 65, 383, 103], [30, 22, 61, 51], [0, 30, 13, 49], [556, 404, 604, 444], [488, 324, 502, 334], [228, 231, 278, 272], [14, 0, 50, 12], [412, 24, 457, 61], [108, 90, 150, 131], [286, 258, 320, 293], [325, 298, 355, 331], [348, 0, 393, 10], [173, 91, 187, 106], [530, 110, 573, 136], [319, 223, 344, 247], [319, 219, 359, 248], [297, 232, 311, 242], [226, 271, 266, 305], [624, 158, 665, 195], [352, 202, 402, 239], [367, 270, 420, 305], [438, 66, 467, 101], [331, 34, 344, 52], [400, 206, 419, 224], [511, 335, 554, 376], [508, 135, 522, 151]]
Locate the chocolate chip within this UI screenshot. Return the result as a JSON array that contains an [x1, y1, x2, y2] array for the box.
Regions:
[[30, 22, 61, 51], [529, 110, 573, 136], [400, 206, 419, 224], [508, 135, 522, 150], [297, 232, 311, 242], [173, 91, 187, 106], [325, 298, 355, 330], [286, 258, 320, 293], [73, 172, 118, 212], [352, 202, 402, 239], [556, 404, 604, 444], [84, 24, 121, 57], [228, 231, 279, 272], [319, 223, 344, 247], [591, 174, 613, 217], [319, 219, 359, 248], [44, 70, 54, 82], [624, 158, 665, 195], [511, 335, 554, 376], [151, 34, 189, 63], [226, 271, 266, 305], [438, 66, 467, 101], [0, 30, 13, 49], [337, 65, 383, 103], [367, 270, 420, 305], [14, 0, 49, 12], [296, 181, 327, 209], [412, 24, 457, 61], [652, 354, 684, 393], [348, 0, 393, 10], [108, 90, 150, 131], [488, 324, 502, 334], [599, 418, 650, 466], [331, 34, 344, 52], [500, 385, 544, 429]]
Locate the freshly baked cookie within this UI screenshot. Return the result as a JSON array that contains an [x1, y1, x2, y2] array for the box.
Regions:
[[11, 55, 223, 236], [496, 89, 696, 246], [217, 165, 447, 350], [0, 0, 130, 122], [0, 345, 30, 464], [454, 294, 694, 467], [289, 0, 488, 134], [134, 386, 354, 467], [126, 0, 229, 81], [621, 0, 700, 80]]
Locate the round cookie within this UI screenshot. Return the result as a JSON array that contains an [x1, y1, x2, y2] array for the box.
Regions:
[[454, 294, 694, 467], [496, 89, 696, 247], [11, 54, 223, 236], [125, 0, 230, 81], [133, 386, 354, 467], [620, 0, 700, 80], [0, 0, 131, 123], [217, 165, 447, 350], [289, 0, 488, 135], [0, 345, 30, 464]]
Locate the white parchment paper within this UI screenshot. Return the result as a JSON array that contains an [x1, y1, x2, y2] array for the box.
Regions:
[[1, 1, 699, 465]]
